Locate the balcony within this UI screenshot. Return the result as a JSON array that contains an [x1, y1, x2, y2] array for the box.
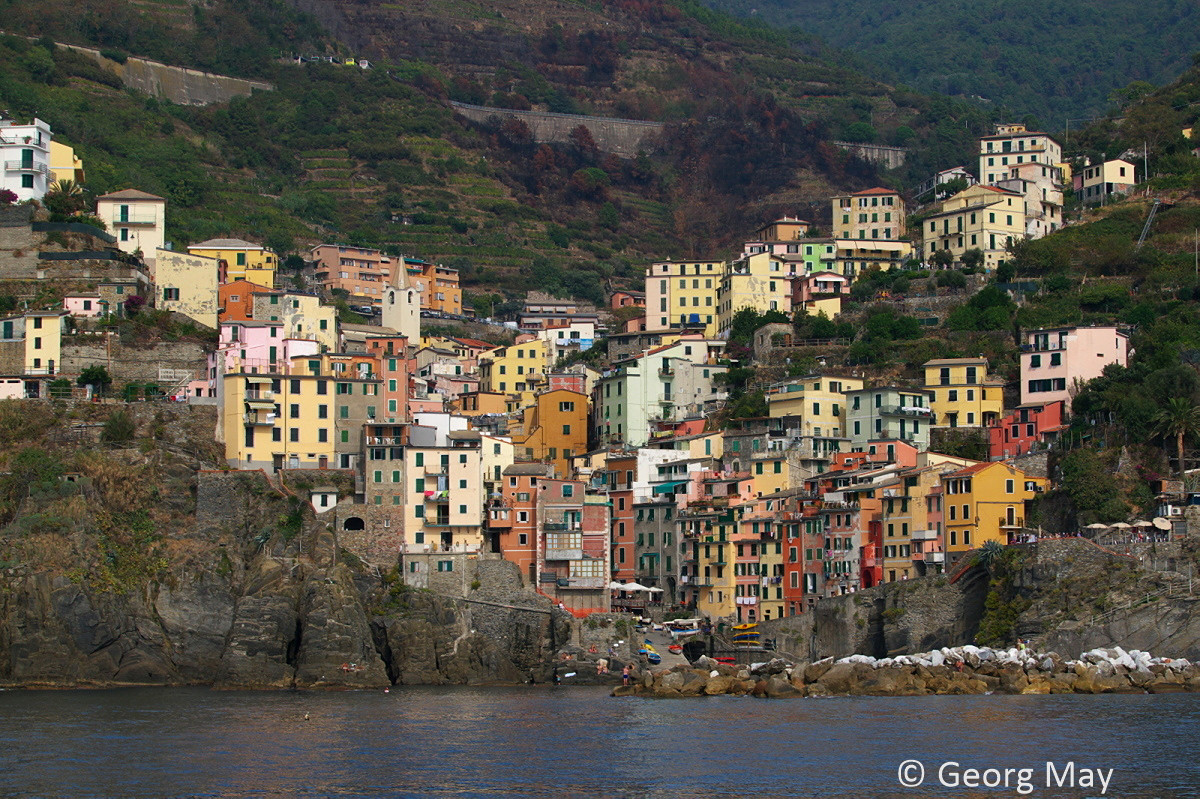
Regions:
[[113, 211, 158, 226], [546, 547, 584, 561], [559, 576, 606, 590], [910, 528, 939, 541], [367, 436, 403, 446], [998, 516, 1025, 529], [4, 161, 48, 175], [243, 411, 276, 426], [244, 392, 275, 405], [658, 366, 674, 376], [924, 552, 946, 564], [880, 405, 934, 418]]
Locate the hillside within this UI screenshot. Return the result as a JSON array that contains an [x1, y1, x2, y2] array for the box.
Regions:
[[699, 0, 1200, 122], [0, 0, 1015, 307]]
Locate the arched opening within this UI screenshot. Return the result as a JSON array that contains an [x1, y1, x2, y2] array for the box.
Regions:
[[343, 517, 365, 531]]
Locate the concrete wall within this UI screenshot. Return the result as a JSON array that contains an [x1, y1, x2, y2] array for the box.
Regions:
[[833, 141, 909, 169], [451, 102, 663, 159], [59, 43, 273, 106]]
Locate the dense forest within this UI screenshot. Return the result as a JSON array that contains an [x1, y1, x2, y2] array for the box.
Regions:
[[700, 0, 1200, 122]]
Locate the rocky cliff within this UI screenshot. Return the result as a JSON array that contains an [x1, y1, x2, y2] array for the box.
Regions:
[[0, 402, 570, 689]]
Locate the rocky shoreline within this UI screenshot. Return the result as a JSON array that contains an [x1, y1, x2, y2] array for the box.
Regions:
[[612, 645, 1200, 698]]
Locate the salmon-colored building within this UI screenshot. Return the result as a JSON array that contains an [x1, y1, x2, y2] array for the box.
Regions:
[[218, 280, 274, 324]]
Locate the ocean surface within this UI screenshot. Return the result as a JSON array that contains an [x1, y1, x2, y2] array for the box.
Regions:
[[0, 686, 1196, 798]]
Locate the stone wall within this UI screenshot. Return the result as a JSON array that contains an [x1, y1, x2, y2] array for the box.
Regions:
[[331, 499, 403, 568], [451, 101, 663, 158], [60, 339, 207, 386], [59, 43, 273, 106], [0, 208, 39, 281], [1008, 449, 1049, 478]]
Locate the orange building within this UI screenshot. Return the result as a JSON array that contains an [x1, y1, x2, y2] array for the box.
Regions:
[[311, 244, 393, 308], [405, 257, 461, 315], [495, 463, 553, 582], [512, 389, 589, 478], [218, 280, 273, 324]]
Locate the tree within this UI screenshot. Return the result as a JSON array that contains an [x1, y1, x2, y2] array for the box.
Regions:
[[930, 249, 953, 269], [962, 248, 985, 272], [937, 177, 969, 199], [1151, 397, 1200, 476], [77, 365, 112, 396], [102, 409, 136, 443]]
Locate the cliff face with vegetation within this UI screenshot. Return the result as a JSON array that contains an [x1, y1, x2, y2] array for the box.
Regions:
[[764, 535, 1200, 664], [0, 401, 569, 688]]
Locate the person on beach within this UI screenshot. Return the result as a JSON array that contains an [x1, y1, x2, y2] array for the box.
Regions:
[[622, 664, 632, 685]]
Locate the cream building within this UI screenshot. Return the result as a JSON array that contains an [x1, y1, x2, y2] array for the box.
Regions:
[[922, 185, 1026, 270], [765, 374, 864, 437], [717, 251, 792, 336], [978, 124, 1063, 186], [97, 190, 167, 260], [154, 248, 218, 328]]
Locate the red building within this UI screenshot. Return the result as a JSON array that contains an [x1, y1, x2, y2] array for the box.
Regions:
[[987, 400, 1066, 459]]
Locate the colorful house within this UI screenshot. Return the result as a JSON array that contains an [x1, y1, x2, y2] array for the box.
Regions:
[[1019, 326, 1129, 406], [97, 190, 166, 259], [923, 357, 1004, 429], [153, 247, 218, 328], [922, 184, 1026, 271], [188, 238, 277, 287], [941, 461, 1047, 554]]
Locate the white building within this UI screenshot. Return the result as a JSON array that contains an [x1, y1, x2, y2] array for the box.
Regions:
[[0, 117, 52, 202]]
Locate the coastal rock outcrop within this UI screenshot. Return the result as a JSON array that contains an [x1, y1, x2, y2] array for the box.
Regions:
[[612, 645, 1200, 698]]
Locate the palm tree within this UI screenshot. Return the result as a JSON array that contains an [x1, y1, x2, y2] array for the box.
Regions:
[[972, 539, 1005, 573], [1151, 396, 1200, 476]]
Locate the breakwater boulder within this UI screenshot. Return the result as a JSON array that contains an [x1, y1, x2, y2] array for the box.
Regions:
[[611, 646, 1200, 698]]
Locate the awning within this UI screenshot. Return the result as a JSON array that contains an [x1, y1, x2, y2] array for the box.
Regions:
[[652, 481, 687, 494]]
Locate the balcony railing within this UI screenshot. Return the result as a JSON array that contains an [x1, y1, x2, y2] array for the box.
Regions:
[[560, 576, 607, 590], [243, 412, 276, 426], [924, 552, 946, 564], [998, 516, 1025, 528], [4, 161, 48, 174], [910, 528, 939, 541], [113, 211, 158, 225]]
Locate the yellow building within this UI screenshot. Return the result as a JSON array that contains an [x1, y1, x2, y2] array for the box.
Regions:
[[832, 187, 907, 240], [923, 358, 1004, 429], [154, 248, 218, 329], [511, 388, 588, 478], [717, 251, 792, 337], [48, 141, 84, 184], [477, 338, 553, 408], [941, 461, 1046, 553], [644, 259, 724, 336], [252, 290, 338, 352], [691, 520, 737, 620], [922, 185, 1025, 271], [188, 238, 278, 287], [222, 352, 381, 471], [879, 460, 972, 582], [832, 238, 915, 277], [19, 311, 65, 375], [765, 374, 864, 437]]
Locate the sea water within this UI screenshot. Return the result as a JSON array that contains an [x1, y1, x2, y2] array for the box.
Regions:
[[0, 686, 1196, 797]]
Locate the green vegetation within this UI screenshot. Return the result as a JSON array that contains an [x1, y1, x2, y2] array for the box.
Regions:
[[703, 0, 1200, 121], [975, 546, 1030, 647]]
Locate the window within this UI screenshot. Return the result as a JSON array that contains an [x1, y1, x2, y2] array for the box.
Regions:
[[562, 484, 574, 498], [318, 428, 328, 443], [163, 288, 180, 301], [289, 404, 300, 418], [318, 404, 328, 419], [289, 428, 299, 442]]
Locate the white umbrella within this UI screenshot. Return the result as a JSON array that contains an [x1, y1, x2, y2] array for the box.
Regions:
[[1085, 522, 1108, 530], [1153, 517, 1172, 531], [621, 582, 652, 592], [1110, 522, 1132, 529], [1133, 520, 1153, 528], [647, 586, 664, 593], [607, 581, 625, 590]]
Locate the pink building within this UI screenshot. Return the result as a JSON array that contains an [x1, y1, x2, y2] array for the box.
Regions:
[[988, 400, 1067, 459], [791, 271, 849, 312], [1020, 326, 1128, 406], [63, 294, 103, 318]]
